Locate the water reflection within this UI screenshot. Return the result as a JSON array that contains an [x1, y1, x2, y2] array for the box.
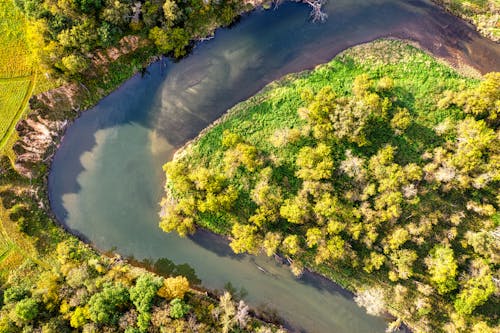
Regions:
[[49, 1, 500, 332]]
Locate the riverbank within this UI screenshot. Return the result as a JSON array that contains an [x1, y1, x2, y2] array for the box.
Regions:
[[0, 1, 289, 331], [2, 1, 500, 332], [161, 39, 499, 332], [431, 0, 499, 42]]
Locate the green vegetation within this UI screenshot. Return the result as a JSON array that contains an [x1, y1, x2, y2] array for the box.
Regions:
[[13, 0, 254, 78], [0, 0, 286, 331], [434, 0, 500, 41], [0, 235, 282, 332], [162, 40, 500, 332], [0, 0, 34, 151]]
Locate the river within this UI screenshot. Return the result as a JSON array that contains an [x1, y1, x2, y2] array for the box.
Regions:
[[48, 1, 500, 332]]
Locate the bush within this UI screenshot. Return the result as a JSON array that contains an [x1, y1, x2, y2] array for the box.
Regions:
[[169, 298, 190, 319]]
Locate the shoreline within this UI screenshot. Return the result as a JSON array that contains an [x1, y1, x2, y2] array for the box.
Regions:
[[4, 1, 499, 331]]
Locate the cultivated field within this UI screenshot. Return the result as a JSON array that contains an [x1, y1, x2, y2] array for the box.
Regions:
[[0, 0, 35, 152]]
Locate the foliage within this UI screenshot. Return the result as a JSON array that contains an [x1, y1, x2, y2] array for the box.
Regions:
[[433, 0, 500, 41], [169, 298, 190, 319], [12, 0, 250, 78], [158, 276, 190, 300], [426, 245, 458, 294], [161, 40, 500, 332], [88, 283, 129, 324], [14, 298, 39, 322], [130, 273, 163, 332]]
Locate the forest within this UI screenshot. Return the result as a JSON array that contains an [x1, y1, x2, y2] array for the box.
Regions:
[[161, 40, 500, 333], [12, 0, 252, 77], [0, 235, 283, 332]]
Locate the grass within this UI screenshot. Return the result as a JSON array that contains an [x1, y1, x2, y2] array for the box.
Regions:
[[0, 190, 51, 283], [0, 0, 32, 78], [0, 0, 35, 153], [0, 0, 60, 154], [191, 40, 475, 179]]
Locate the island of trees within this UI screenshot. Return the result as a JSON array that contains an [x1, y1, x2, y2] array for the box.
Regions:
[[161, 40, 499, 333]]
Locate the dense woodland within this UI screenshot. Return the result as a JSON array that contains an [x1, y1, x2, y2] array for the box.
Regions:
[[161, 41, 500, 332], [13, 0, 253, 77], [0, 237, 282, 332]]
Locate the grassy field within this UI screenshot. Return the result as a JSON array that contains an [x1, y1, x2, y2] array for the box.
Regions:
[[0, 0, 37, 277], [0, 0, 35, 154]]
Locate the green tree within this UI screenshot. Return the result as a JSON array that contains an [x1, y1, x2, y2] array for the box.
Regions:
[[61, 54, 90, 75], [363, 252, 385, 273], [454, 260, 495, 315], [230, 224, 261, 254], [3, 286, 29, 303], [70, 307, 89, 328], [453, 72, 500, 126], [296, 143, 334, 181], [162, 0, 179, 26], [425, 245, 458, 294], [262, 232, 282, 257], [169, 298, 190, 319], [389, 249, 417, 280], [280, 194, 310, 224], [88, 283, 129, 324], [130, 273, 163, 332], [101, 0, 131, 27], [14, 298, 38, 322], [390, 107, 411, 135], [223, 143, 262, 174], [282, 235, 301, 256]]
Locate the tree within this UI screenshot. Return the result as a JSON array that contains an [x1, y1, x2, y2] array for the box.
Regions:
[[390, 108, 411, 135], [363, 252, 385, 273], [262, 232, 282, 257], [131, 275, 163, 331], [306, 227, 323, 248], [453, 72, 500, 126], [224, 143, 262, 174], [425, 245, 458, 294], [218, 292, 236, 333], [230, 224, 261, 254], [3, 286, 29, 303], [70, 307, 89, 328], [314, 236, 345, 264], [88, 283, 129, 324], [169, 298, 190, 319], [157, 276, 190, 300], [162, 0, 179, 26], [389, 249, 417, 280], [296, 143, 334, 181], [149, 27, 190, 58], [282, 235, 301, 256], [384, 227, 410, 252], [354, 287, 386, 316], [61, 54, 90, 75], [280, 194, 310, 224], [101, 0, 131, 27], [130, 273, 163, 332], [14, 298, 38, 322], [454, 260, 495, 315]]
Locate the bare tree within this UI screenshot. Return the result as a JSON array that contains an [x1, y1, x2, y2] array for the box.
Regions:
[[302, 0, 328, 22], [274, 0, 329, 22]]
